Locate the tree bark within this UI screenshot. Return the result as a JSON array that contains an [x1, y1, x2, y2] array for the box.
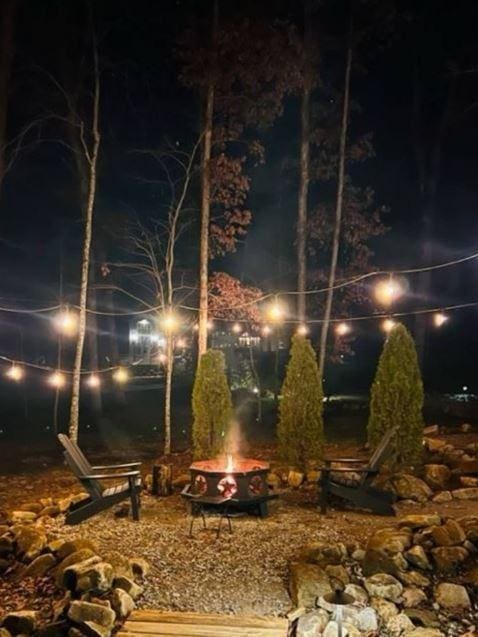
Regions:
[[297, 0, 313, 323], [0, 0, 17, 201], [318, 26, 353, 378], [68, 42, 101, 442], [198, 0, 217, 359], [163, 332, 174, 455], [86, 277, 102, 420]]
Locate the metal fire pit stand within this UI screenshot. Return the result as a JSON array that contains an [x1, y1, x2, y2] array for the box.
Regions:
[[184, 491, 234, 539]]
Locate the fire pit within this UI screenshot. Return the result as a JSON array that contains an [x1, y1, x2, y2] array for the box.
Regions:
[[182, 454, 277, 518]]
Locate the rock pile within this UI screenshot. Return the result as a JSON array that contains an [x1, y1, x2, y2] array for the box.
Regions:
[[290, 514, 478, 636], [0, 510, 149, 637]]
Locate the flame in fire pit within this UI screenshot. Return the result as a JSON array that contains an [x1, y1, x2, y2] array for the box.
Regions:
[[226, 453, 234, 473]]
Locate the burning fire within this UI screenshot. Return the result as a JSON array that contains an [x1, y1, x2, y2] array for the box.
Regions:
[[226, 453, 234, 473]]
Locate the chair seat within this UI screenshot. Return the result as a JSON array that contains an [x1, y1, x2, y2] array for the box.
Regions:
[[103, 476, 142, 498], [329, 470, 362, 487]]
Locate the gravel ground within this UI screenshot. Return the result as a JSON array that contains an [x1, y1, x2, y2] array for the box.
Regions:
[[43, 491, 388, 617]]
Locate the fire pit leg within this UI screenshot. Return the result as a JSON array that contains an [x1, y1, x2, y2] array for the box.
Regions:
[[216, 506, 233, 540], [189, 502, 207, 538]]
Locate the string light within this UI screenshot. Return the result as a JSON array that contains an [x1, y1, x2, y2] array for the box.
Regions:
[[232, 322, 242, 334], [207, 320, 214, 330], [5, 364, 24, 381], [374, 278, 404, 306], [433, 312, 448, 327], [297, 324, 309, 336], [86, 374, 101, 388], [49, 372, 65, 388], [262, 325, 272, 336], [158, 353, 168, 364], [112, 367, 129, 384], [266, 301, 286, 323], [381, 318, 397, 333], [54, 307, 78, 336], [161, 311, 178, 333], [175, 337, 186, 348], [335, 322, 351, 336]]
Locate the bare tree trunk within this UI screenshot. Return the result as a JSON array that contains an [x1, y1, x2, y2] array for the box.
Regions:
[[248, 344, 262, 424], [68, 43, 101, 442], [163, 333, 174, 455], [198, 0, 217, 358], [0, 0, 17, 201], [86, 278, 102, 419], [297, 0, 312, 323], [318, 27, 352, 378]]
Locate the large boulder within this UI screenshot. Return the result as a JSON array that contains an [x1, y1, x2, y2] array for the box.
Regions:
[[56, 539, 98, 560], [390, 474, 432, 502], [296, 610, 329, 637], [128, 557, 150, 578], [363, 527, 412, 576], [56, 550, 100, 587], [289, 563, 332, 609], [452, 488, 478, 500], [430, 519, 466, 546], [111, 588, 135, 618], [1, 611, 37, 635], [113, 575, 143, 600], [364, 573, 403, 603], [22, 553, 57, 578], [299, 541, 347, 566], [14, 526, 47, 561], [423, 465, 451, 490], [434, 583, 471, 609], [63, 559, 114, 594], [67, 601, 115, 629], [431, 546, 469, 572], [405, 546, 431, 570]]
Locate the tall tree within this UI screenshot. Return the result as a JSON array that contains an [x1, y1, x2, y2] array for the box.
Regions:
[[297, 0, 315, 323], [318, 17, 353, 377], [368, 323, 424, 466], [68, 31, 101, 442]]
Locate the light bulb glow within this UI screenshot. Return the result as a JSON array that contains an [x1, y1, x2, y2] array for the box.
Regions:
[[433, 312, 448, 327], [297, 324, 309, 336], [335, 322, 351, 336], [86, 374, 101, 388], [161, 312, 178, 333], [49, 372, 65, 388], [262, 325, 272, 336], [206, 320, 214, 331], [232, 322, 242, 334], [113, 367, 129, 384], [6, 365, 24, 381], [267, 302, 285, 323], [374, 279, 403, 306], [158, 353, 168, 364], [175, 338, 186, 348], [54, 309, 78, 336], [382, 318, 396, 333]]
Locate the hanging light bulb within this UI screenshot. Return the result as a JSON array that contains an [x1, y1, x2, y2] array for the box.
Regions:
[[433, 312, 448, 327], [266, 301, 286, 323], [232, 322, 242, 334], [6, 364, 24, 381], [262, 325, 272, 336], [335, 322, 351, 336], [206, 320, 214, 331], [297, 324, 309, 336], [381, 318, 397, 333], [86, 374, 101, 388], [54, 307, 78, 336], [49, 371, 65, 388], [374, 278, 404, 306], [113, 367, 129, 384], [160, 311, 179, 333]]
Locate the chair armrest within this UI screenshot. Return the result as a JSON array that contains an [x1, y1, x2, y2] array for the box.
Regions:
[[84, 471, 141, 480], [91, 462, 141, 470]]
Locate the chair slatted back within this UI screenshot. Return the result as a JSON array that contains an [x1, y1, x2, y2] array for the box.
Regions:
[[58, 434, 103, 499], [368, 426, 398, 471]]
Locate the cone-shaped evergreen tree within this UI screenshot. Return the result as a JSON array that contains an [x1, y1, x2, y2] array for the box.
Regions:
[[277, 335, 324, 469], [368, 323, 424, 466], [192, 349, 233, 459]]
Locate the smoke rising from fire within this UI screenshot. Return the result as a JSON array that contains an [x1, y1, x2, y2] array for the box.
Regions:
[[224, 418, 248, 458]]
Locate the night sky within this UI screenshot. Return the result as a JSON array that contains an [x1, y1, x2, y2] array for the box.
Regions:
[[2, 0, 478, 398]]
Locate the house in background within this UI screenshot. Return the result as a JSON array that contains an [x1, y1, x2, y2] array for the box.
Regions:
[[128, 317, 165, 364]]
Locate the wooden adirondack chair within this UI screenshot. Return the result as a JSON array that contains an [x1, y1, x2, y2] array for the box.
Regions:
[[319, 426, 398, 515], [58, 434, 142, 525]]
